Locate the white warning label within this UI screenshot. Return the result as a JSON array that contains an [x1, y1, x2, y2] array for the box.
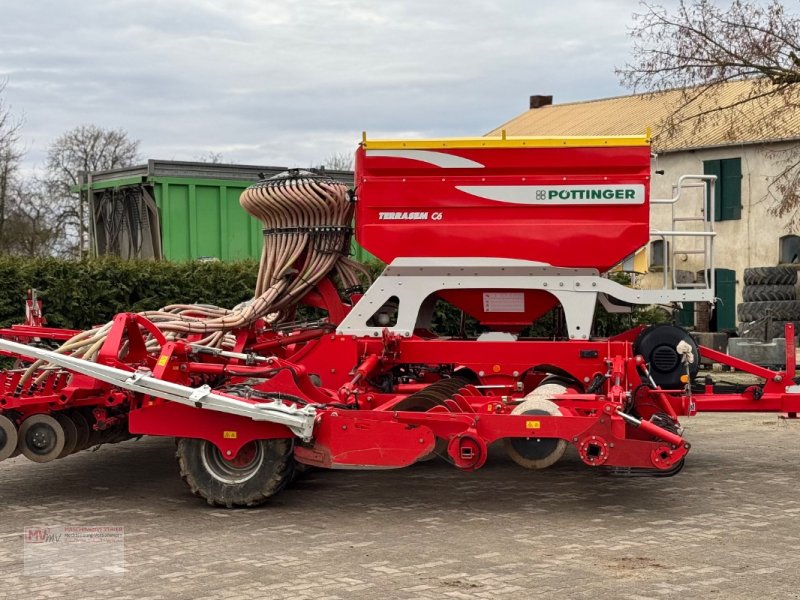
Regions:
[[483, 292, 525, 313]]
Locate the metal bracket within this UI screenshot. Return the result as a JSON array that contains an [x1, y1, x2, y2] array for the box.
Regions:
[[0, 338, 316, 440], [189, 384, 212, 407]]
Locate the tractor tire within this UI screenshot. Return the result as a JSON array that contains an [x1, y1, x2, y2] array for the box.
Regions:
[[738, 319, 800, 340], [176, 437, 294, 508], [742, 285, 796, 302], [743, 266, 797, 286], [737, 300, 800, 323]]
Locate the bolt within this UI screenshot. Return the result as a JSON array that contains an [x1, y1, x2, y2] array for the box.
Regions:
[[342, 425, 347, 430], [226, 450, 232, 456], [478, 370, 485, 377], [512, 370, 519, 377]]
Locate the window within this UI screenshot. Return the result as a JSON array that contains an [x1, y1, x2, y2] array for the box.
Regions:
[[780, 235, 800, 264], [704, 158, 742, 221], [649, 239, 669, 270]]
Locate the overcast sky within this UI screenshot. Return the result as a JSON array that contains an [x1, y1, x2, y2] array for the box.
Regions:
[[0, 1, 672, 171]]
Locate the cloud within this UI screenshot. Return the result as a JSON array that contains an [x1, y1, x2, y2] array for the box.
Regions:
[[0, 0, 647, 170]]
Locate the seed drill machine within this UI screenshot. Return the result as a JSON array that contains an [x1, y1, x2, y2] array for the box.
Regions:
[[1, 134, 797, 507]]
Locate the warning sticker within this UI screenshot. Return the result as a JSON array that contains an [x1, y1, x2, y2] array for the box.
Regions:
[[483, 292, 525, 313], [526, 420, 541, 430]]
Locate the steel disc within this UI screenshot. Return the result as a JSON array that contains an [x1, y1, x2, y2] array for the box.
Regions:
[[54, 413, 78, 458], [18, 414, 66, 463], [394, 378, 467, 463], [69, 411, 91, 452], [0, 414, 19, 462]]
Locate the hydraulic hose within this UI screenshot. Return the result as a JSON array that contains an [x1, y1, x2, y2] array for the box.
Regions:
[[18, 170, 365, 389]]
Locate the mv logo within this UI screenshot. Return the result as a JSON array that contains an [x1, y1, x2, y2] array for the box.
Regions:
[[25, 527, 61, 543]]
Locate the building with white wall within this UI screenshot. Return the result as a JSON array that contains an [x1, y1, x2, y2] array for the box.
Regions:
[[489, 81, 800, 331]]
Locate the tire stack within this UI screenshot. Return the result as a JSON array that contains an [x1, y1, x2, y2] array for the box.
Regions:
[[737, 266, 800, 340]]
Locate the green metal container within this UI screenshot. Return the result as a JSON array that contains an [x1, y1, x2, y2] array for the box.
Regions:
[[77, 160, 354, 261]]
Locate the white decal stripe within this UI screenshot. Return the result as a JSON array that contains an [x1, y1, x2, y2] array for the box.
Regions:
[[456, 185, 646, 205], [366, 149, 484, 169]]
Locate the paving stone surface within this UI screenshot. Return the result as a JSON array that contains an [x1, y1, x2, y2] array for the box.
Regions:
[[2, 413, 800, 599]]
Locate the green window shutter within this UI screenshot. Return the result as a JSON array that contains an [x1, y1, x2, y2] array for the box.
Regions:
[[710, 268, 736, 331], [720, 158, 742, 221], [677, 301, 694, 328], [703, 159, 722, 222]]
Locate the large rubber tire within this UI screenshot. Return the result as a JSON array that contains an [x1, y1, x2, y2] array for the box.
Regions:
[[738, 300, 800, 322], [738, 319, 800, 340], [743, 266, 797, 286], [742, 285, 796, 302], [176, 438, 294, 508]]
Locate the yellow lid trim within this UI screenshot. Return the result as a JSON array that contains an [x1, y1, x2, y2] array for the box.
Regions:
[[362, 132, 650, 150]]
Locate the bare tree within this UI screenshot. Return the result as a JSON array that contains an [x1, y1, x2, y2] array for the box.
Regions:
[[194, 151, 225, 164], [0, 80, 24, 250], [321, 151, 353, 171], [46, 125, 140, 257], [3, 178, 65, 257], [618, 1, 800, 222]]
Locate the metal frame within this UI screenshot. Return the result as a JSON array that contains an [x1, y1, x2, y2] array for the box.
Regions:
[[337, 257, 716, 340]]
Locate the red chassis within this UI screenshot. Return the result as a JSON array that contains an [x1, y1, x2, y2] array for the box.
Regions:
[[1, 286, 797, 477]]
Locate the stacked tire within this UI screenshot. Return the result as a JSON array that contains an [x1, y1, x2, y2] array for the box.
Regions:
[[737, 266, 800, 339]]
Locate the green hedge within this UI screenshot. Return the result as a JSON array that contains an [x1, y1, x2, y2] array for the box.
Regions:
[[0, 257, 668, 337], [0, 257, 258, 330]]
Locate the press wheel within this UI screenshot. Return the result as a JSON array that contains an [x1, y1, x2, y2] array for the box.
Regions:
[[0, 414, 18, 462], [504, 384, 568, 470], [18, 414, 66, 463]]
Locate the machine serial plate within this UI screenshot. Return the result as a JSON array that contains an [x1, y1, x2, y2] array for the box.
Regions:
[[483, 292, 525, 312]]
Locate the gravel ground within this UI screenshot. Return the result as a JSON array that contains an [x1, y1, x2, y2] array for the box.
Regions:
[[1, 412, 800, 599]]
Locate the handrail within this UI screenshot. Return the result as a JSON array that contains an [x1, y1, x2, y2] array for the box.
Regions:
[[652, 174, 717, 205], [649, 174, 717, 296]]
